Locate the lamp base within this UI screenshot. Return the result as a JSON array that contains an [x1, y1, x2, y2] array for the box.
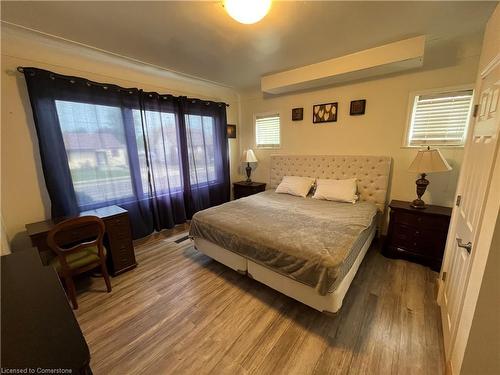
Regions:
[[410, 198, 427, 209], [410, 173, 429, 209], [245, 163, 252, 183]]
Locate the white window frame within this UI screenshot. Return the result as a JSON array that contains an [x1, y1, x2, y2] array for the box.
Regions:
[[254, 111, 281, 149], [402, 84, 475, 148]]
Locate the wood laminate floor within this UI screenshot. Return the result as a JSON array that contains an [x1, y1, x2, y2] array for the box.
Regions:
[[74, 226, 445, 375]]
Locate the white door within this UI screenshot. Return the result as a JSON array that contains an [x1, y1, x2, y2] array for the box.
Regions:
[[439, 56, 500, 363]]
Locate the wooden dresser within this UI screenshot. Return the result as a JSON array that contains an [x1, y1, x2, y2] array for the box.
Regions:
[[1, 249, 91, 373], [383, 200, 452, 271], [26, 205, 137, 276], [233, 181, 266, 199]]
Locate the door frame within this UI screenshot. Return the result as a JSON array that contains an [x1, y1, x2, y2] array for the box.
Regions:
[[437, 54, 500, 374]]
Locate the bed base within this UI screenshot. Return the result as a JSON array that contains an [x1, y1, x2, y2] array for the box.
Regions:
[[192, 226, 375, 314]]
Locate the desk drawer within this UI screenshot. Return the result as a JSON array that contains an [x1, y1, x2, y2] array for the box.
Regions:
[[53, 224, 99, 245], [110, 240, 135, 268], [105, 215, 131, 240]]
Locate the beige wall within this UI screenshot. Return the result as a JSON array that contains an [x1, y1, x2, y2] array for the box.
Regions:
[[1, 24, 240, 250], [238, 52, 481, 225]]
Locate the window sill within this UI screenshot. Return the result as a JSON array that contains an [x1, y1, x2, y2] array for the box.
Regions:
[[255, 146, 281, 150], [401, 145, 465, 149]]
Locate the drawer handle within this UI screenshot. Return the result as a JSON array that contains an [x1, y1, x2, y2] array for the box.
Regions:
[[456, 238, 472, 254]]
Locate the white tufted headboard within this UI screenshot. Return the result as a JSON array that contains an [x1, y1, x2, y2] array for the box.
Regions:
[[269, 155, 392, 212]]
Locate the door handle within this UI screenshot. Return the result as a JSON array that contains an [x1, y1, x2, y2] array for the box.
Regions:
[[456, 238, 472, 254]]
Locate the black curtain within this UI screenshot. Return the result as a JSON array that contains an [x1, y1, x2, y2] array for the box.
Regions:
[[22, 67, 230, 239]]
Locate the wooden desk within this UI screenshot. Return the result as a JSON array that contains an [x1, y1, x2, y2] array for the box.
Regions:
[[1, 249, 92, 373], [26, 205, 137, 276]]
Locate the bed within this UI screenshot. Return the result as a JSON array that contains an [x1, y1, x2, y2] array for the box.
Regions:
[[189, 155, 391, 313]]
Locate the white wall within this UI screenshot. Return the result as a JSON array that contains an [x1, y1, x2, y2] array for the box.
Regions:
[[1, 24, 240, 250], [238, 48, 481, 224]]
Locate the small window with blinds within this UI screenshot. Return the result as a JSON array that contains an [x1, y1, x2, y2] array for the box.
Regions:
[[406, 89, 473, 147], [255, 113, 280, 148]]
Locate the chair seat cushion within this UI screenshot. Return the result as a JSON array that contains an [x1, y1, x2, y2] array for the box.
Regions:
[[49, 246, 106, 273]]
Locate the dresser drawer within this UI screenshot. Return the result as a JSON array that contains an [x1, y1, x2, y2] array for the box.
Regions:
[[394, 210, 448, 231], [391, 224, 418, 250]]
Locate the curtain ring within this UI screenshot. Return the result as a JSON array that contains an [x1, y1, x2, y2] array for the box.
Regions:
[[103, 86, 108, 90], [70, 79, 75, 84]]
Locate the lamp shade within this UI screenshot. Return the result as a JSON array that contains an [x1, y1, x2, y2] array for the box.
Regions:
[[408, 148, 452, 173], [241, 149, 258, 163]]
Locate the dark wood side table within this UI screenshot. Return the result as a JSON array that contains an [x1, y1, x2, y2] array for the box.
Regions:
[[1, 249, 92, 373], [233, 181, 266, 199], [26, 205, 137, 276], [383, 200, 452, 271]]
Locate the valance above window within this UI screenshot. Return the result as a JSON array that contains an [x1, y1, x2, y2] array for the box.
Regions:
[[21, 67, 230, 239]]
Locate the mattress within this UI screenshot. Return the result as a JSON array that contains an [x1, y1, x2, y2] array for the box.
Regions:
[[189, 190, 378, 295], [327, 218, 375, 293]]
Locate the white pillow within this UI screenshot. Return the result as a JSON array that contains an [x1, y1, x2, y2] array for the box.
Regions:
[[313, 178, 358, 203], [275, 176, 315, 197]]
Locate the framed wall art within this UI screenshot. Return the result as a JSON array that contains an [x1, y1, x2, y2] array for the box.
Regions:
[[350, 99, 366, 116], [226, 124, 237, 138], [292, 107, 303, 121], [313, 102, 338, 123]]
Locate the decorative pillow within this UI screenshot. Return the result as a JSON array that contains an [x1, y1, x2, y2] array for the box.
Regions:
[[313, 178, 358, 203], [275, 176, 315, 197]]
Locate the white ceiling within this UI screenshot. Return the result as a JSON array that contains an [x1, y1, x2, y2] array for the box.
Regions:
[[1, 1, 497, 90]]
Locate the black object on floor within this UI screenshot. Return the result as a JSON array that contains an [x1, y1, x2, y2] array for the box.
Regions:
[[174, 235, 190, 244]]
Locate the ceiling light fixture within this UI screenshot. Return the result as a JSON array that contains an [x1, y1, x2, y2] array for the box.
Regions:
[[223, 0, 272, 25]]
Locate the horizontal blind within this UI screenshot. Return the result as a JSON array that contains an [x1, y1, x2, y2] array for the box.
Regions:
[[256, 114, 280, 147], [408, 90, 473, 146]]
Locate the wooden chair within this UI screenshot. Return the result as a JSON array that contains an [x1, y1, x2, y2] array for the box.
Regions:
[[47, 216, 112, 309]]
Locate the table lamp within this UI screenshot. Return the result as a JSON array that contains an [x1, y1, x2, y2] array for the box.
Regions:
[[241, 149, 258, 183], [408, 147, 452, 209]]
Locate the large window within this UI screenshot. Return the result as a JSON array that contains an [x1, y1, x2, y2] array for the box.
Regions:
[[185, 114, 217, 185], [56, 100, 134, 207], [405, 88, 473, 147], [255, 113, 280, 148], [56, 101, 220, 208], [133, 109, 182, 193]]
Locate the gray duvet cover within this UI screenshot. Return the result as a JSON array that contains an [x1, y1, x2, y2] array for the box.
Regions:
[[189, 190, 377, 295]]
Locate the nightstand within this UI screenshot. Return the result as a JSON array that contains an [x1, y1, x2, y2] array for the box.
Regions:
[[383, 200, 452, 271], [233, 181, 266, 199]]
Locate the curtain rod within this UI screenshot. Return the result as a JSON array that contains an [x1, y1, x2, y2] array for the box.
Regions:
[[17, 66, 230, 107]]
